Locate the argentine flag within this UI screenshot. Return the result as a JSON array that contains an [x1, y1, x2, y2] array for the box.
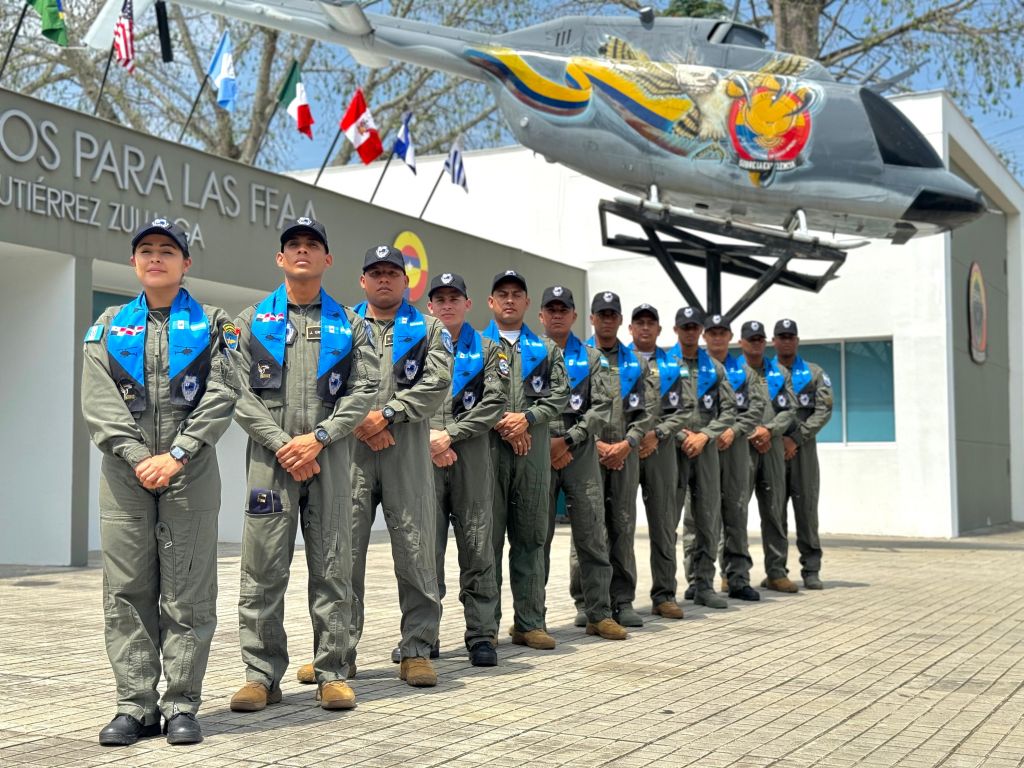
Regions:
[[393, 112, 416, 174], [207, 30, 237, 111]]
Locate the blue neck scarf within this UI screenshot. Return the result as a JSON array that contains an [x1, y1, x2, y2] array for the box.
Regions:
[[355, 299, 428, 387], [629, 343, 683, 412], [107, 288, 208, 413], [251, 285, 352, 403], [451, 323, 485, 417], [695, 348, 719, 398], [741, 355, 786, 401], [483, 320, 550, 396], [589, 337, 643, 412], [723, 352, 747, 392], [563, 332, 591, 413], [788, 355, 812, 395]]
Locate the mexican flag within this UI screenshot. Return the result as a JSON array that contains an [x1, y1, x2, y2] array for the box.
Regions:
[[340, 88, 383, 165], [278, 60, 314, 138], [31, 0, 69, 47]]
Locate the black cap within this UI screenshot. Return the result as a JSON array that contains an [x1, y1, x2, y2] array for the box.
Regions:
[[591, 291, 622, 315], [631, 303, 659, 321], [428, 272, 468, 299], [492, 269, 528, 293], [774, 318, 799, 336], [364, 244, 407, 272], [280, 216, 328, 252], [541, 285, 574, 309], [741, 320, 767, 340], [131, 216, 190, 258], [704, 313, 731, 332], [675, 306, 705, 327]]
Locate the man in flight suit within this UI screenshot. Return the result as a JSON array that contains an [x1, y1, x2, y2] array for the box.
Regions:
[[486, 270, 569, 650], [425, 272, 505, 667], [538, 286, 627, 641], [230, 218, 379, 713], [584, 292, 657, 628], [628, 304, 692, 619], [738, 321, 798, 593], [674, 307, 736, 610], [774, 319, 834, 590], [348, 245, 452, 687], [703, 314, 765, 601]]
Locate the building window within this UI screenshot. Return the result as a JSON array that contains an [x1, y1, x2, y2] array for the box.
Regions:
[[786, 339, 895, 443], [92, 290, 134, 322]]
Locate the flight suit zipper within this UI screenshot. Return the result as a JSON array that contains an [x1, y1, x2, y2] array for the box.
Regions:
[[153, 315, 166, 452]]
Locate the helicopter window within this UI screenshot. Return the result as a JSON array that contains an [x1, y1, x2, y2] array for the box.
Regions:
[[707, 22, 767, 49], [860, 88, 943, 168]]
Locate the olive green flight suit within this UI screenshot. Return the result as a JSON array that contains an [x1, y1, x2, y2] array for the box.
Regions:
[[717, 359, 767, 590], [235, 299, 378, 688], [351, 311, 452, 662], [784, 360, 834, 577], [571, 342, 657, 613], [83, 302, 239, 725], [679, 354, 737, 591], [746, 361, 796, 579], [545, 342, 615, 624], [637, 350, 695, 607], [431, 332, 506, 649], [490, 332, 569, 633]]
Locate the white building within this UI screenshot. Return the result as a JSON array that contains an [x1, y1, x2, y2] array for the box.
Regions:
[[298, 91, 1024, 539]]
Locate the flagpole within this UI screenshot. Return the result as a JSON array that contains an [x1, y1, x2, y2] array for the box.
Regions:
[[178, 75, 209, 142], [0, 2, 30, 84], [251, 101, 280, 165], [313, 127, 344, 186], [368, 151, 395, 204], [419, 166, 446, 220], [94, 44, 116, 116]]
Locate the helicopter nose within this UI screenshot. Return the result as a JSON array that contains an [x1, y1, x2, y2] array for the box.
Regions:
[[903, 187, 986, 230]]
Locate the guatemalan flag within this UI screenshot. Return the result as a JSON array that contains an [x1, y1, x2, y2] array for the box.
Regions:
[[444, 135, 468, 192], [207, 30, 237, 111], [393, 111, 416, 174], [340, 88, 383, 165]]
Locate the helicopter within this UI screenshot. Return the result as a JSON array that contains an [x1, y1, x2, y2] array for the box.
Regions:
[[96, 1, 988, 313]]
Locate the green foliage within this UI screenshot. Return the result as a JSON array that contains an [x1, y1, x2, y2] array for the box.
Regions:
[[664, 0, 731, 17]]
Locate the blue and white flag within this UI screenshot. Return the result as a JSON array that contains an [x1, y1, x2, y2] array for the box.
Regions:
[[207, 30, 237, 111], [393, 111, 416, 174], [444, 135, 468, 192]]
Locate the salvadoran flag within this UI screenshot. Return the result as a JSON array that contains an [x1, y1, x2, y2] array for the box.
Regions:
[[393, 111, 416, 175], [207, 30, 237, 111]]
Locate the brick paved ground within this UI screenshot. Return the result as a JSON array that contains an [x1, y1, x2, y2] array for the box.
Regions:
[[2, 526, 1023, 767]]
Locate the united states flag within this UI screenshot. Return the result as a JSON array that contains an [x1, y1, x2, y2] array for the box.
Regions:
[[444, 136, 468, 192], [113, 0, 136, 73]]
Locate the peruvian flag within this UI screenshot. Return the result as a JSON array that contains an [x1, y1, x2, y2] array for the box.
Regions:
[[340, 88, 383, 164], [278, 61, 314, 138]]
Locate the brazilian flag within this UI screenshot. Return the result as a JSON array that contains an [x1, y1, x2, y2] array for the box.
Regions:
[[30, 0, 68, 47]]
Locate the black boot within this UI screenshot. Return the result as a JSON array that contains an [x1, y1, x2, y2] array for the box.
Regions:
[[165, 712, 203, 745], [469, 641, 498, 667], [98, 714, 160, 746]]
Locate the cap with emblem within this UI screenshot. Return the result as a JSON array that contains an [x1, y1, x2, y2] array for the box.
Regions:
[[774, 318, 799, 336], [675, 306, 705, 327], [280, 216, 329, 252], [591, 291, 622, 315], [631, 303, 659, 321], [741, 320, 767, 340], [428, 272, 468, 299], [364, 244, 407, 272], [704, 313, 730, 332], [131, 217, 190, 258], [541, 285, 574, 309], [492, 269, 528, 293]]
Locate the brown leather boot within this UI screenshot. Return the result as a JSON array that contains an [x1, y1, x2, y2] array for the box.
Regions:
[[317, 681, 357, 710], [229, 682, 282, 712], [652, 600, 684, 619], [509, 627, 557, 650], [760, 576, 800, 593], [399, 657, 437, 687], [586, 618, 628, 640], [720, 578, 730, 594]]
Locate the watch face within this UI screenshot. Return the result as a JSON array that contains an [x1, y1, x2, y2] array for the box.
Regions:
[[383, 407, 396, 419]]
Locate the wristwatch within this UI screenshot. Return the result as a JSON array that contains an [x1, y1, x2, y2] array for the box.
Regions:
[[314, 427, 331, 447], [563, 433, 575, 448], [654, 427, 667, 442], [626, 435, 638, 449], [169, 445, 190, 465], [382, 405, 397, 424]]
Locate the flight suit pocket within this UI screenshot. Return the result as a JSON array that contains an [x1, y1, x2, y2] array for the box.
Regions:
[[155, 521, 176, 600], [248, 488, 283, 515]]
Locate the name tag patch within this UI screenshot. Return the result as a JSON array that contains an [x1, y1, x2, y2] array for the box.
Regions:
[[305, 325, 321, 341]]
